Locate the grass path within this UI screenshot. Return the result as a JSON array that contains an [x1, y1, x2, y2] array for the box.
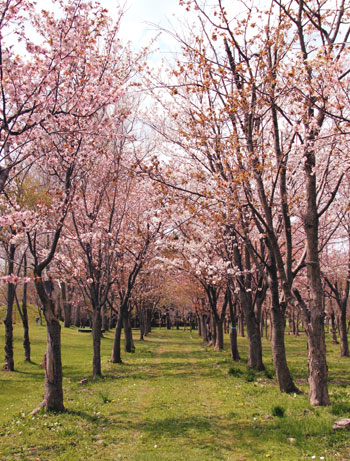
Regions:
[[1, 326, 350, 460]]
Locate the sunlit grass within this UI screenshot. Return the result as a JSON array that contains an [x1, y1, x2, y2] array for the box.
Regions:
[[0, 323, 349, 460]]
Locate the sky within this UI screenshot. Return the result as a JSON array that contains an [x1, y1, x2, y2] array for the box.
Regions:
[[104, 0, 184, 53]]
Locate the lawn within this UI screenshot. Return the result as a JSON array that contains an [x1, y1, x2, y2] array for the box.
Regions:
[[0, 323, 349, 460]]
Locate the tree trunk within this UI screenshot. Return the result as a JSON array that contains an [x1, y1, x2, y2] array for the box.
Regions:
[[139, 309, 145, 341], [22, 278, 31, 362], [3, 244, 16, 372], [339, 305, 349, 357], [302, 141, 329, 405], [264, 310, 269, 340], [166, 311, 171, 329], [331, 313, 339, 344], [42, 319, 64, 411], [214, 318, 224, 351], [198, 314, 202, 337], [34, 277, 65, 412], [72, 304, 80, 327], [305, 317, 329, 406], [111, 314, 123, 363], [228, 295, 240, 361], [238, 308, 245, 337], [102, 305, 109, 332], [201, 315, 208, 343], [245, 310, 264, 370], [145, 308, 152, 335], [210, 315, 217, 348], [61, 282, 71, 328], [270, 304, 298, 392], [92, 308, 102, 378], [268, 257, 298, 393], [123, 309, 134, 352]]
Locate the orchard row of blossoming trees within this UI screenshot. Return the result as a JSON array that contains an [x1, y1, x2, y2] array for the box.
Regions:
[[146, 0, 350, 408], [0, 0, 165, 412], [1, 0, 350, 413]]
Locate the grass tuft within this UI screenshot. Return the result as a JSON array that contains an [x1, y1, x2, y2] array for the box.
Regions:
[[272, 405, 286, 417], [228, 367, 243, 377]]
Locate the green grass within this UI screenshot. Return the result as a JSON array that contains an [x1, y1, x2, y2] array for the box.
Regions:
[[0, 324, 350, 460]]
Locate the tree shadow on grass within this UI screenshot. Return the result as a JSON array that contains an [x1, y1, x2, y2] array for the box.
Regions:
[[103, 410, 342, 460]]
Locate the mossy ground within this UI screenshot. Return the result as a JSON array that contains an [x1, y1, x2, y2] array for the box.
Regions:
[[0, 323, 349, 460]]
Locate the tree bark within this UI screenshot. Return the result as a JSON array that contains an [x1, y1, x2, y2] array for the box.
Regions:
[[338, 306, 349, 357], [34, 278, 65, 412], [145, 308, 152, 335], [270, 304, 299, 392], [102, 304, 109, 332], [123, 309, 134, 352], [331, 312, 339, 344], [303, 158, 329, 405], [245, 309, 264, 370], [22, 278, 31, 362], [42, 320, 64, 411], [92, 308, 102, 377], [228, 293, 240, 361], [61, 282, 71, 328], [210, 314, 217, 348], [111, 314, 123, 363], [201, 315, 208, 343], [139, 309, 145, 341], [305, 317, 329, 405], [268, 256, 298, 393], [3, 244, 16, 372], [214, 318, 224, 351]]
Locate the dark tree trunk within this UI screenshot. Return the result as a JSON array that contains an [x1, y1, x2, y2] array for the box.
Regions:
[[72, 304, 80, 327], [61, 282, 71, 328], [302, 136, 329, 406], [238, 308, 245, 337], [245, 309, 264, 370], [210, 315, 217, 348], [3, 244, 16, 372], [331, 312, 339, 344], [166, 311, 171, 329], [102, 305, 109, 332], [22, 277, 31, 362], [264, 310, 269, 340], [305, 316, 329, 406], [198, 314, 202, 337], [111, 314, 123, 363], [260, 308, 265, 338], [123, 309, 134, 352], [269, 258, 298, 393], [270, 304, 298, 392], [214, 318, 224, 351], [35, 278, 64, 412], [339, 306, 349, 357], [228, 293, 240, 361], [42, 319, 64, 411], [15, 253, 31, 362], [201, 315, 208, 343], [139, 309, 145, 341], [92, 308, 102, 377], [145, 308, 152, 335]]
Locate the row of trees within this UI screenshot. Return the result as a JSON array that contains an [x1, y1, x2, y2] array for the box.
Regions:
[[0, 0, 166, 411], [1, 0, 350, 411], [146, 0, 350, 407]]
